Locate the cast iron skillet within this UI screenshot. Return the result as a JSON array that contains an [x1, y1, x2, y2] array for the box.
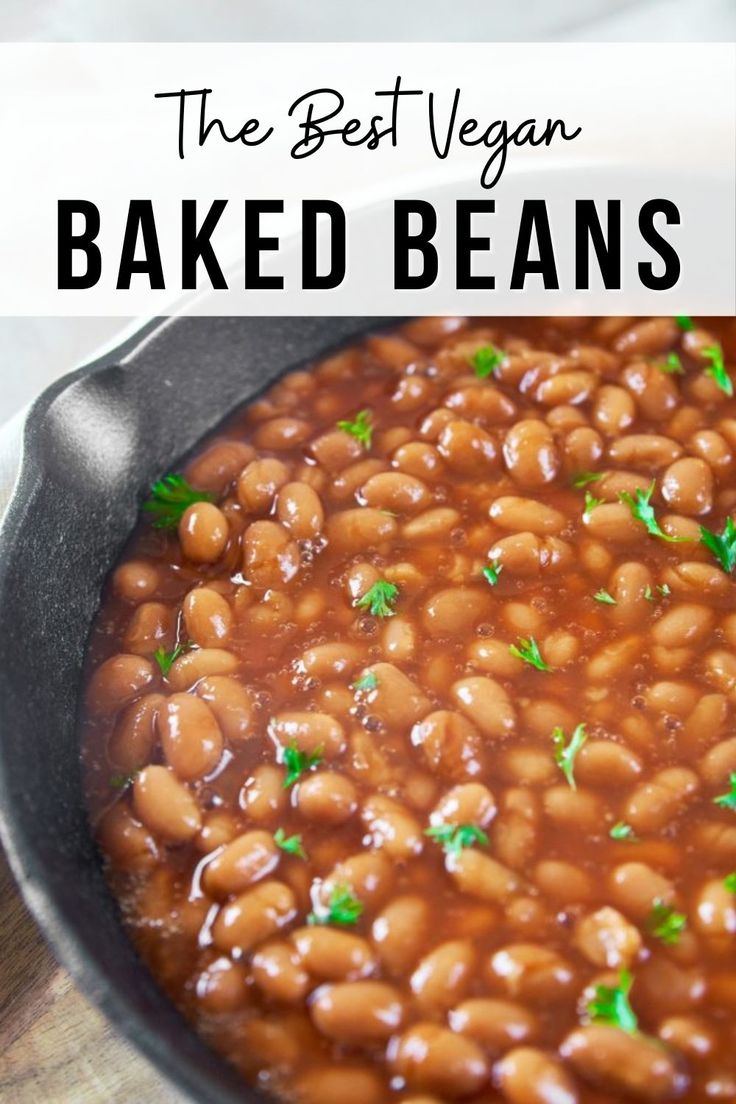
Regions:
[[0, 315, 396, 1104]]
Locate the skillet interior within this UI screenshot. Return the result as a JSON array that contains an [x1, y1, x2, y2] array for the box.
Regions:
[[0, 315, 395, 1104]]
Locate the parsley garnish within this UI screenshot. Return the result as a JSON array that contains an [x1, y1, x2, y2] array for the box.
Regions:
[[675, 315, 695, 331], [307, 884, 363, 927], [352, 671, 379, 692], [273, 828, 307, 860], [482, 562, 503, 586], [656, 352, 684, 375], [470, 344, 506, 379], [610, 821, 635, 841], [142, 474, 213, 529], [337, 409, 373, 448], [354, 580, 399, 618], [282, 741, 323, 789], [572, 471, 603, 488], [509, 636, 550, 671], [583, 490, 603, 518], [647, 899, 687, 946], [109, 770, 138, 790], [643, 583, 670, 601], [703, 346, 733, 397], [587, 969, 638, 1034], [153, 641, 193, 677], [724, 872, 736, 894], [552, 723, 587, 790], [700, 517, 736, 574], [619, 481, 688, 543], [593, 589, 617, 605], [714, 773, 736, 811], [424, 823, 489, 857]]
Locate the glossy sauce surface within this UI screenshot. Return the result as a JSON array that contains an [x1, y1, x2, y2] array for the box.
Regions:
[[83, 316, 736, 1104]]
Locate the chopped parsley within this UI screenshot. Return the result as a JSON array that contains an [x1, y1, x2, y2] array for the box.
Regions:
[[724, 872, 736, 894], [587, 969, 638, 1034], [352, 671, 379, 692], [307, 884, 363, 927], [703, 346, 733, 397], [509, 636, 550, 672], [593, 589, 617, 605], [425, 823, 489, 857], [470, 344, 506, 379], [675, 315, 695, 331], [700, 517, 736, 574], [109, 770, 138, 790], [354, 580, 399, 618], [572, 471, 603, 488], [714, 773, 736, 811], [337, 408, 373, 448], [282, 741, 323, 789], [142, 474, 213, 529], [656, 352, 684, 375], [552, 723, 587, 790], [583, 490, 603, 518], [643, 583, 670, 601], [482, 562, 503, 586], [647, 899, 687, 946], [153, 641, 192, 677], [273, 828, 307, 860], [610, 821, 635, 841], [619, 480, 688, 543]]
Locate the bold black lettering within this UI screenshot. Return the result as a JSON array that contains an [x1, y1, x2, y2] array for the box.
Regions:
[[245, 200, 284, 290], [575, 200, 621, 290], [182, 200, 228, 290], [510, 200, 559, 290], [638, 199, 680, 291], [456, 199, 495, 290], [302, 200, 346, 290], [394, 200, 438, 289], [116, 201, 164, 290], [57, 200, 101, 289]]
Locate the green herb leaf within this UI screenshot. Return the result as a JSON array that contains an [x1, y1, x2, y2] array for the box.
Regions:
[[153, 641, 192, 677], [583, 490, 603, 518], [337, 409, 373, 448], [610, 821, 635, 841], [552, 723, 587, 790], [675, 315, 695, 331], [700, 517, 736, 574], [714, 773, 736, 811], [593, 589, 617, 606], [587, 969, 638, 1034], [109, 770, 138, 790], [282, 741, 323, 789], [703, 346, 733, 397], [656, 352, 684, 375], [482, 562, 503, 587], [352, 671, 379, 692], [572, 471, 604, 488], [142, 474, 213, 529], [307, 884, 364, 927], [724, 872, 736, 894], [425, 823, 489, 857], [646, 898, 687, 946], [354, 580, 399, 618], [273, 827, 307, 860], [470, 344, 506, 379], [619, 480, 689, 543], [658, 583, 671, 597], [509, 636, 550, 672]]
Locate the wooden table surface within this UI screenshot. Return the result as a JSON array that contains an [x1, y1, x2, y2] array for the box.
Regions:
[[0, 849, 184, 1103]]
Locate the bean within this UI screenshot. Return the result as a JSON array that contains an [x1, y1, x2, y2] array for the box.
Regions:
[[294, 1066, 385, 1104], [179, 502, 229, 563], [573, 906, 643, 969], [183, 587, 232, 647], [368, 895, 430, 981], [194, 956, 248, 1013], [496, 1047, 579, 1104], [291, 926, 376, 980], [693, 878, 736, 936], [362, 794, 423, 859], [503, 420, 560, 487], [388, 1023, 489, 1097], [487, 944, 575, 1003], [644, 680, 699, 716], [689, 428, 732, 476], [300, 643, 362, 679], [437, 419, 497, 475], [652, 603, 715, 648], [195, 676, 255, 743], [593, 384, 636, 435], [253, 417, 311, 450], [251, 941, 310, 1003], [107, 693, 162, 771], [449, 998, 537, 1053], [468, 639, 525, 679], [422, 587, 493, 637], [203, 830, 280, 897], [431, 782, 496, 827], [333, 459, 388, 500], [310, 980, 405, 1043], [325, 508, 397, 553], [624, 767, 699, 833], [563, 426, 604, 472], [112, 560, 160, 603], [536, 369, 596, 407], [296, 771, 357, 824], [310, 428, 363, 472], [608, 434, 682, 470], [391, 375, 433, 411], [542, 787, 601, 832], [561, 1024, 686, 1101], [361, 471, 431, 514], [411, 710, 484, 781], [269, 712, 345, 758], [534, 860, 593, 903], [451, 676, 515, 740], [240, 765, 287, 823], [167, 647, 238, 691], [700, 736, 736, 787], [614, 317, 679, 356], [160, 693, 224, 781], [392, 441, 444, 481], [402, 508, 460, 542], [132, 766, 201, 842], [448, 849, 520, 904], [586, 635, 641, 681], [491, 532, 574, 575], [97, 802, 158, 872], [501, 747, 556, 786], [409, 940, 475, 1014], [357, 663, 430, 729], [212, 880, 297, 954], [661, 457, 713, 516], [583, 502, 643, 543], [444, 383, 516, 423], [321, 851, 394, 910], [86, 653, 156, 715], [609, 862, 676, 920], [243, 520, 300, 588], [658, 1015, 718, 1061], [195, 810, 240, 853], [489, 496, 566, 535], [123, 601, 173, 655], [623, 361, 680, 420], [703, 649, 736, 697], [237, 458, 290, 513]]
